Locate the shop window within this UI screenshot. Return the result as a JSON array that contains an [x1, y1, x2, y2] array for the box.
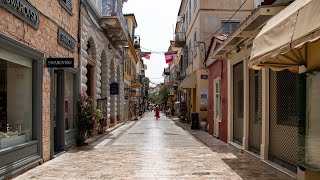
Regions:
[[65, 72, 75, 130], [0, 59, 32, 150], [274, 70, 299, 127]]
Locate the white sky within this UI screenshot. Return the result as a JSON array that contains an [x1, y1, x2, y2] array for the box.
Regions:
[[123, 0, 181, 87]]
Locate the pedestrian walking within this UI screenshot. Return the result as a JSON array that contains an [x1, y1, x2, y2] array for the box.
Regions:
[[155, 105, 160, 120]]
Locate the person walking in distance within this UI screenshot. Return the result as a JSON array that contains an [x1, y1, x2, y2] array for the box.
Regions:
[[155, 105, 160, 120]]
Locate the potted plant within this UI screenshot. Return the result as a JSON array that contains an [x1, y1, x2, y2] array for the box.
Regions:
[[76, 93, 95, 146]]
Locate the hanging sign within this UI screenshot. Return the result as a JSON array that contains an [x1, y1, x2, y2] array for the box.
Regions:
[[46, 58, 74, 68], [201, 75, 208, 79], [110, 82, 119, 95]]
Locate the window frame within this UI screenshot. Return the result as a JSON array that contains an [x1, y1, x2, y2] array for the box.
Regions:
[[221, 20, 240, 35], [214, 77, 222, 122]]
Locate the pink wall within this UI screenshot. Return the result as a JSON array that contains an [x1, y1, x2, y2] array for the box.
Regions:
[[207, 60, 228, 143]]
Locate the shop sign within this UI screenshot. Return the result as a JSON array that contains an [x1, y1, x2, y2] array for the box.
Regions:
[[125, 95, 129, 100], [46, 58, 74, 68], [0, 0, 39, 29], [58, 28, 76, 52], [201, 75, 208, 79], [110, 82, 119, 95]]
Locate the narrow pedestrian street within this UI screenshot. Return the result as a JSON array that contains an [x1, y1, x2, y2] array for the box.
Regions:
[[14, 113, 283, 180]]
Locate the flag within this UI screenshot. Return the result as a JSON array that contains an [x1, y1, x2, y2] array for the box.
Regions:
[[165, 51, 177, 64], [140, 51, 151, 60]]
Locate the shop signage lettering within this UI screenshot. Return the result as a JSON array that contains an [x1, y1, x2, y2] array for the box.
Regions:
[[58, 28, 75, 52], [46, 58, 74, 68], [0, 0, 39, 29], [110, 83, 119, 95], [201, 75, 208, 79]]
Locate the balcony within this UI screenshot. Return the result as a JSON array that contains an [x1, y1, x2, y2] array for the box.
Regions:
[[101, 0, 129, 46], [176, 71, 186, 81], [173, 32, 186, 47]]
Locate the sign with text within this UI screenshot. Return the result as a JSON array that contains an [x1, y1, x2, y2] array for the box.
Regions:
[[110, 82, 119, 95], [46, 58, 74, 68], [201, 75, 208, 79], [0, 0, 39, 29], [58, 28, 76, 52]]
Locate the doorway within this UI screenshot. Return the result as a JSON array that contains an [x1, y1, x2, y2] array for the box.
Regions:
[[86, 64, 94, 97], [53, 69, 65, 154]]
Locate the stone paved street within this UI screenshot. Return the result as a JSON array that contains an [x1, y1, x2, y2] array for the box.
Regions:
[[14, 113, 284, 180]]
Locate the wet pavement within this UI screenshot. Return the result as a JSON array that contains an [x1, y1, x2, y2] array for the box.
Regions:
[[14, 112, 284, 180]]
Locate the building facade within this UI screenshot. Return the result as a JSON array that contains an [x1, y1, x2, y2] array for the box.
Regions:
[[0, 0, 79, 178], [80, 0, 129, 128], [205, 0, 318, 178], [174, 0, 254, 123]]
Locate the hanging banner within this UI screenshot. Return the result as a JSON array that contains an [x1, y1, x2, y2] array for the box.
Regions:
[[165, 51, 177, 64]]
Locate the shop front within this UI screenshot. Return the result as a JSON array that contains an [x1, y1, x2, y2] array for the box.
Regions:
[[0, 34, 43, 178], [49, 65, 79, 156], [248, 0, 320, 178]]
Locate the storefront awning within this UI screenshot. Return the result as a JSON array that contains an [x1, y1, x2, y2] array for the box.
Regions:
[[180, 74, 196, 89], [131, 83, 141, 88], [249, 0, 320, 73]]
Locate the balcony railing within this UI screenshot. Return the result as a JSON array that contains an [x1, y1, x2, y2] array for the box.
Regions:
[[101, 0, 129, 45], [174, 32, 186, 47]]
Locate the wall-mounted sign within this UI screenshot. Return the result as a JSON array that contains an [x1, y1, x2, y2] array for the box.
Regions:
[[110, 82, 119, 95], [125, 95, 129, 100], [46, 58, 74, 68], [58, 28, 75, 52], [0, 0, 39, 29], [201, 75, 208, 79]]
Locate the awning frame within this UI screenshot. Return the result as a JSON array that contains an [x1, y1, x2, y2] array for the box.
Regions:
[[206, 4, 287, 66]]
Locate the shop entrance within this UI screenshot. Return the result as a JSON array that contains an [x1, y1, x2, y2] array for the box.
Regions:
[[53, 70, 65, 154]]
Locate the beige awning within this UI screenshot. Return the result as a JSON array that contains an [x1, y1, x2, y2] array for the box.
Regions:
[[249, 0, 320, 73], [180, 74, 196, 89]]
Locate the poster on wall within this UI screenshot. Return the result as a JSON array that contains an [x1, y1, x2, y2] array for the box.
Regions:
[[200, 89, 208, 111]]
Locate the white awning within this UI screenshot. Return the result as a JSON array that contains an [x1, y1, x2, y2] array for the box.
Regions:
[[180, 74, 196, 89], [249, 0, 320, 73]]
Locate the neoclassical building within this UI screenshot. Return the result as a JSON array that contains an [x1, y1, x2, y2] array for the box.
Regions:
[[80, 0, 128, 126]]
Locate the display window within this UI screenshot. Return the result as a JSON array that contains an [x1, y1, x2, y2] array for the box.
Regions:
[[0, 58, 32, 150]]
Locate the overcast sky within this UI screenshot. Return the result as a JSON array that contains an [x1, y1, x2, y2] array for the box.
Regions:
[[123, 0, 181, 87]]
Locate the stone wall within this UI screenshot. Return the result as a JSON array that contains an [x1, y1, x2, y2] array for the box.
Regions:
[[80, 5, 124, 125]]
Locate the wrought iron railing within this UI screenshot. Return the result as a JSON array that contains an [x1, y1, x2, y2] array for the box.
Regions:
[[101, 0, 128, 32]]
